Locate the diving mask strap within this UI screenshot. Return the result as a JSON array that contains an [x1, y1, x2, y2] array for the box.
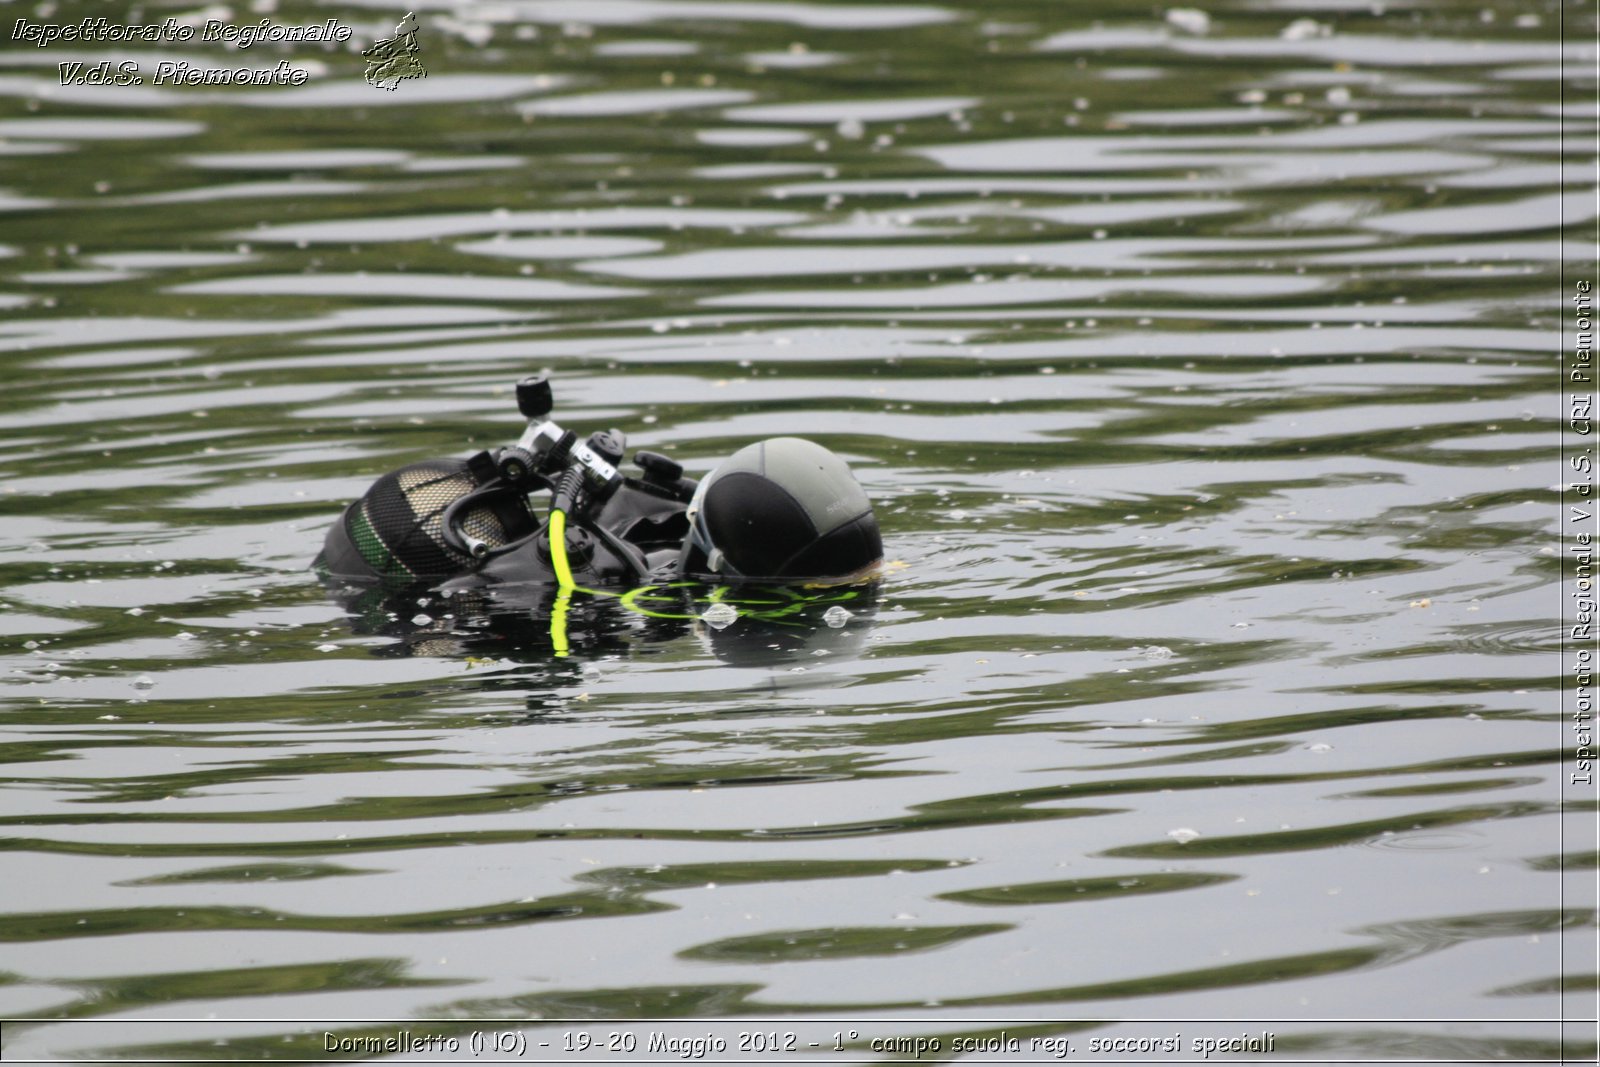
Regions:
[[683, 476, 740, 578]]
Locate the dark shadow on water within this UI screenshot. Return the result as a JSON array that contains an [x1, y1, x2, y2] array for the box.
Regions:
[[320, 574, 882, 710]]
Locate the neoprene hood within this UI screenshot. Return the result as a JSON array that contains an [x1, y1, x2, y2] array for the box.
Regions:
[[680, 437, 882, 582]]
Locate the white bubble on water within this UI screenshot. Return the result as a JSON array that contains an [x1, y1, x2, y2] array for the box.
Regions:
[[412, 613, 433, 626], [1282, 17, 1329, 40], [701, 602, 738, 630], [823, 605, 853, 628], [1165, 8, 1210, 35], [133, 674, 156, 690], [1168, 827, 1201, 844]]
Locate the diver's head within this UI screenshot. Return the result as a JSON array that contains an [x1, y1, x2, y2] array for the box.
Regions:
[[679, 437, 882, 583]]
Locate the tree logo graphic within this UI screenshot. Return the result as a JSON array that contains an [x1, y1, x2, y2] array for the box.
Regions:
[[363, 11, 426, 91]]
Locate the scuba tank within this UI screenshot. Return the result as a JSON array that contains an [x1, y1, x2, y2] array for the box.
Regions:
[[317, 375, 699, 590]]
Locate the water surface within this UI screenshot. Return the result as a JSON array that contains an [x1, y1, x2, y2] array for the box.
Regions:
[[0, 0, 1594, 1060]]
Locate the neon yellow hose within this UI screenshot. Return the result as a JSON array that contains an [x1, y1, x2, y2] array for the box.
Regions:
[[548, 508, 575, 592], [547, 508, 575, 656], [550, 588, 571, 656]]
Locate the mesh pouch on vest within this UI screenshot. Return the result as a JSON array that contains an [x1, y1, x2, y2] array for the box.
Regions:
[[341, 459, 531, 581]]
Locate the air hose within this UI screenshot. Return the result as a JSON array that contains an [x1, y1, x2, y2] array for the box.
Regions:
[[546, 511, 574, 656], [548, 508, 576, 593], [548, 466, 585, 593], [547, 467, 588, 656]]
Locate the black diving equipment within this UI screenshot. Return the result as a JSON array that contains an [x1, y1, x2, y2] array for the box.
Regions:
[[316, 376, 882, 595]]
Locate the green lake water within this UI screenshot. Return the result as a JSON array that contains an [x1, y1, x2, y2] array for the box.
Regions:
[[0, 0, 1595, 1060]]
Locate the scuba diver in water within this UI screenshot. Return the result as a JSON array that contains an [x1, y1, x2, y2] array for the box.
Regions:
[[316, 376, 883, 662]]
